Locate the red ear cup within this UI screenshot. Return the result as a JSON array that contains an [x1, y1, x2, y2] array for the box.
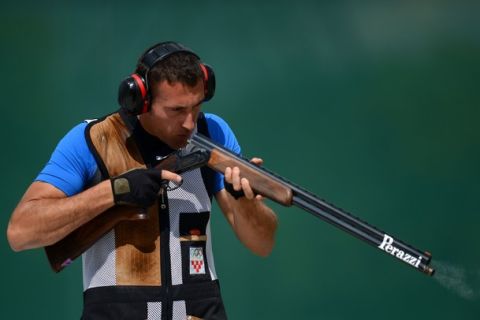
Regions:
[[200, 63, 215, 102], [131, 74, 149, 114], [117, 73, 149, 115]]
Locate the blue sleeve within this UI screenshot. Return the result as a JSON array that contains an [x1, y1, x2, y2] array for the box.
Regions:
[[204, 113, 241, 194], [35, 122, 98, 196]]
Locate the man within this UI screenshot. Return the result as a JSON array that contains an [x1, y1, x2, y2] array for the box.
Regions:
[[7, 41, 278, 319]]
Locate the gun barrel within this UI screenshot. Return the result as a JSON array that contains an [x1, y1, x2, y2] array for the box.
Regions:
[[190, 133, 435, 276], [292, 191, 434, 275]]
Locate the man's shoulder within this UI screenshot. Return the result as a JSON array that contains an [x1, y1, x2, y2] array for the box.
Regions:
[[204, 113, 229, 127], [203, 113, 233, 136], [35, 121, 97, 196], [60, 122, 89, 145], [203, 113, 240, 153], [56, 121, 97, 161]]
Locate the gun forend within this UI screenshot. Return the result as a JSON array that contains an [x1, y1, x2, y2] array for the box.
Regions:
[[189, 134, 293, 206]]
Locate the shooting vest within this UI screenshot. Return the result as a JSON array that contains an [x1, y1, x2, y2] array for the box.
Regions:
[[81, 111, 227, 320]]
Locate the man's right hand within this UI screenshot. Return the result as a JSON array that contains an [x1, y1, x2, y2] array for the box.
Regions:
[[111, 168, 182, 207]]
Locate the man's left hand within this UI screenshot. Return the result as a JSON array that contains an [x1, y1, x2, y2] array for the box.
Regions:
[[224, 157, 264, 201]]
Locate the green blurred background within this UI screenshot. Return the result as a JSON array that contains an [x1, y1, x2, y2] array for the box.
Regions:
[[1, 0, 479, 319]]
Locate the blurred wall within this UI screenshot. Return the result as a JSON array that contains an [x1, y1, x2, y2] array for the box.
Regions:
[[1, 1, 479, 319]]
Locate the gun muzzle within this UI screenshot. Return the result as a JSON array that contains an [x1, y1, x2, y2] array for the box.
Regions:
[[418, 251, 435, 276], [423, 265, 435, 276]]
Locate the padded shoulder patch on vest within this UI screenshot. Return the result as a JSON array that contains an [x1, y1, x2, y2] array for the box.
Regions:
[[86, 112, 145, 178]]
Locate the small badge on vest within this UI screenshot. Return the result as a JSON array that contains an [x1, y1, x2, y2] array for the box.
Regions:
[[189, 247, 206, 275]]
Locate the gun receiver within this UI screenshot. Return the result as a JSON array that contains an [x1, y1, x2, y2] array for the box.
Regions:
[[189, 133, 435, 276]]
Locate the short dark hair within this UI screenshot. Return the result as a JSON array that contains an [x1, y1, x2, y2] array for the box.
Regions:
[[137, 52, 203, 98]]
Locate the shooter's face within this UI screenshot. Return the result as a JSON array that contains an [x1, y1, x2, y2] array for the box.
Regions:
[[139, 80, 204, 149]]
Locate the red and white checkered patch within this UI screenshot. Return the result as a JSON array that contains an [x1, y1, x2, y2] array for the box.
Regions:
[[189, 247, 205, 275]]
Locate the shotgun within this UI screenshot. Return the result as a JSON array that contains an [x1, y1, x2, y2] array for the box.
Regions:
[[44, 147, 211, 272], [189, 133, 435, 276]]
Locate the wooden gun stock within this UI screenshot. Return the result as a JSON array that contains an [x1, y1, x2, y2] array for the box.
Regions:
[[45, 206, 146, 272], [44, 148, 210, 272]]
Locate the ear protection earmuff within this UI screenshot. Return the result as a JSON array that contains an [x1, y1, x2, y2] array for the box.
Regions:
[[117, 41, 215, 115]]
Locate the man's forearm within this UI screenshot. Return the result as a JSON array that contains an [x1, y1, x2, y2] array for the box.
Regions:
[[230, 197, 278, 257], [7, 180, 114, 251]]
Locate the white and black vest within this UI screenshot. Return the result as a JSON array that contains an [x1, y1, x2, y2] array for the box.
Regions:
[[81, 110, 227, 320]]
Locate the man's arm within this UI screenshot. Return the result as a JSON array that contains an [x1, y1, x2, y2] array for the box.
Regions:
[[7, 169, 182, 252], [7, 180, 114, 252], [215, 158, 278, 257]]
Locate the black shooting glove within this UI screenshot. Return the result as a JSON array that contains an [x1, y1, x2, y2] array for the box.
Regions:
[[111, 168, 164, 207]]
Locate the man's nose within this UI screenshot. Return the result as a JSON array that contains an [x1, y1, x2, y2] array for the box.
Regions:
[[182, 111, 195, 131]]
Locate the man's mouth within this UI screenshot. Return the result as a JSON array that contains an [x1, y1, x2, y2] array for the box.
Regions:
[[178, 131, 193, 139]]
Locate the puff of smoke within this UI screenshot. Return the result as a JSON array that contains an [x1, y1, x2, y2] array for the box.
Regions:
[[432, 260, 480, 300]]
